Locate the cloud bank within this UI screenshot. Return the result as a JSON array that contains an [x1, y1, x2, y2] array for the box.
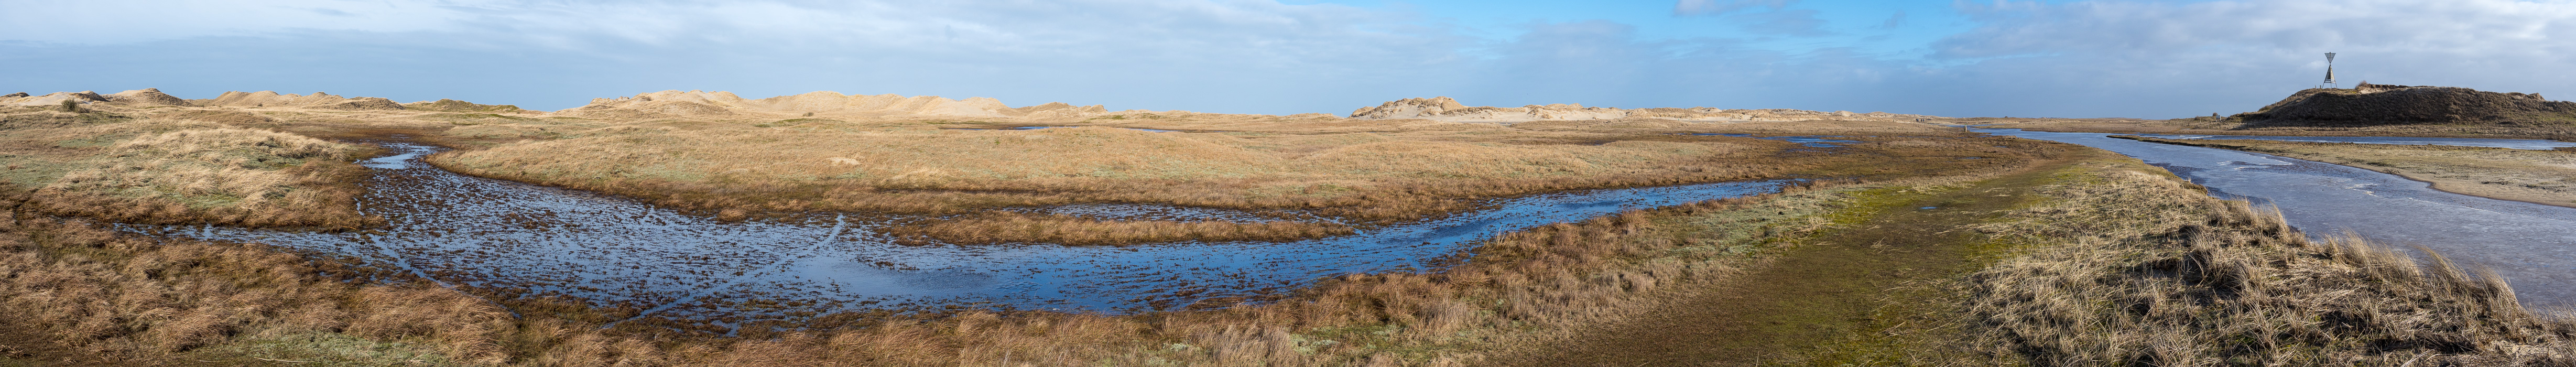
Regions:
[[2, 0, 2571, 118]]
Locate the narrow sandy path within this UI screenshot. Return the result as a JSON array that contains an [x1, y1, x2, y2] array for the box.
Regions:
[[1493, 157, 2074, 366]]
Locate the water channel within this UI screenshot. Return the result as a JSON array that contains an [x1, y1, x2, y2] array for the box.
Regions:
[[1977, 128, 2576, 308], [134, 129, 2576, 320], [139, 141, 1792, 322]]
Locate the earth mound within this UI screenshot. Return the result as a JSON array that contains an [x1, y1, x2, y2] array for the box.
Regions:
[[2236, 83, 2576, 127], [405, 99, 526, 113], [1349, 96, 1938, 123], [557, 90, 1116, 120]]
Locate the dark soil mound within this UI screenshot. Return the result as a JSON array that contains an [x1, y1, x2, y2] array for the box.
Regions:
[[2237, 83, 2576, 128]]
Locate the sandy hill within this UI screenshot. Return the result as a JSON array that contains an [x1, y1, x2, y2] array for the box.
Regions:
[[557, 90, 1115, 120], [2236, 83, 2576, 128], [0, 89, 193, 107], [1350, 96, 1939, 123], [197, 91, 406, 111]]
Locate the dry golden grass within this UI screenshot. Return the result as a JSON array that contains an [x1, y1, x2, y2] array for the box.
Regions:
[[420, 117, 2006, 239], [2122, 136, 2576, 206], [884, 213, 1356, 245], [0, 206, 512, 365], [0, 110, 380, 228], [1939, 157, 2576, 365]]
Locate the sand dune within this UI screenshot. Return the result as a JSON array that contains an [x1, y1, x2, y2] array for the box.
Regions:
[[4, 88, 1950, 127], [198, 91, 406, 110], [3, 89, 196, 107], [103, 89, 192, 106], [557, 90, 1115, 120], [1, 91, 108, 107], [1351, 96, 1941, 123]]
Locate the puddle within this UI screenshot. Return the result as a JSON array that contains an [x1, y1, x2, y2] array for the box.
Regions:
[[1980, 128, 2576, 309], [137, 142, 1794, 322], [1684, 133, 1863, 147]]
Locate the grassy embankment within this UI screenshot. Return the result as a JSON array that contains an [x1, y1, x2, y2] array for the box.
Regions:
[[1498, 143, 2576, 365], [1947, 153, 2576, 365], [0, 108, 379, 229], [2118, 136, 2576, 207], [423, 116, 2016, 244]]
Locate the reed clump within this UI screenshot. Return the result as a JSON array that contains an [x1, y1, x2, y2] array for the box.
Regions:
[[885, 213, 1356, 245]]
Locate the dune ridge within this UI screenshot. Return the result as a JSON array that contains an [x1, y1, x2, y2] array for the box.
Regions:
[[6, 88, 1955, 126], [1350, 96, 1942, 123], [556, 90, 1116, 120], [198, 91, 406, 111]]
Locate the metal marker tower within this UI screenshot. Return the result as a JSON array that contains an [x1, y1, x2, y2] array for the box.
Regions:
[[2323, 52, 2339, 88]]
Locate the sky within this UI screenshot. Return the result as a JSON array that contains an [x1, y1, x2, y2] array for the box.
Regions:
[[4, 0, 2572, 118]]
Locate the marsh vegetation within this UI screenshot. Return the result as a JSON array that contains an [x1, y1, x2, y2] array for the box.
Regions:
[[3, 94, 2572, 366]]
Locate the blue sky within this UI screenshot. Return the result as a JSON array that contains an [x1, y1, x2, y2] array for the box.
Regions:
[[4, 0, 2572, 118]]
